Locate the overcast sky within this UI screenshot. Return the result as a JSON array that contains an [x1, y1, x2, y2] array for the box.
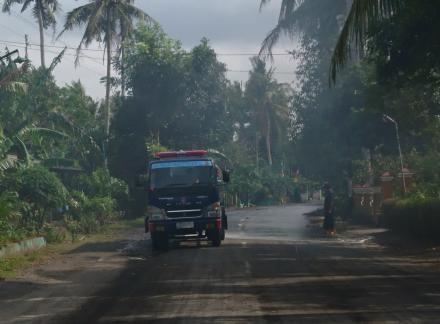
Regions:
[[0, 0, 298, 100]]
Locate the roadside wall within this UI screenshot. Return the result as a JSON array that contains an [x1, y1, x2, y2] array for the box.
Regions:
[[0, 237, 46, 259]]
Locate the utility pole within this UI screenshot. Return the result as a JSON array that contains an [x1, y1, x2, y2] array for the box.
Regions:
[[0, 49, 19, 63], [25, 35, 29, 60], [383, 114, 407, 194]]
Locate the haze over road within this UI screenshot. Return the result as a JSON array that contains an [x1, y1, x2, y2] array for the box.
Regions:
[[2, 204, 440, 323]]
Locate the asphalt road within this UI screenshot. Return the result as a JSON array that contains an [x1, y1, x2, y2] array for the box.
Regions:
[[2, 204, 440, 323]]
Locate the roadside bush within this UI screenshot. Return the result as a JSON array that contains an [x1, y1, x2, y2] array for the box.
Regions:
[[2, 166, 69, 229], [83, 196, 116, 226], [42, 223, 67, 243], [68, 191, 117, 235], [0, 192, 29, 245], [382, 197, 440, 240], [0, 191, 21, 222], [72, 168, 128, 211], [227, 164, 301, 206]]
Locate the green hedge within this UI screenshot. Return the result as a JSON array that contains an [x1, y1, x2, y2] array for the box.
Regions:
[[382, 198, 440, 239]]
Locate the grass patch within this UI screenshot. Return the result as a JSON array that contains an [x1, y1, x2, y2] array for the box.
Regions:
[[107, 217, 144, 232], [0, 217, 144, 280], [0, 251, 44, 279]]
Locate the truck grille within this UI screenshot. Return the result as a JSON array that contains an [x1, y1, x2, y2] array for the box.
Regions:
[[166, 209, 203, 219]]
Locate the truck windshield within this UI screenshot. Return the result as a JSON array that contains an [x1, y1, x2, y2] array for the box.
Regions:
[[150, 160, 213, 190]]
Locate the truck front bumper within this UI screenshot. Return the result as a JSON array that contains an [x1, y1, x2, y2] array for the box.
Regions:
[[149, 217, 221, 238]]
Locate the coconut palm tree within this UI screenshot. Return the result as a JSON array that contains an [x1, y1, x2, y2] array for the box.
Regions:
[[330, 0, 401, 82], [245, 57, 290, 166], [2, 0, 59, 69], [260, 0, 402, 82], [117, 2, 142, 98], [59, 0, 153, 166]]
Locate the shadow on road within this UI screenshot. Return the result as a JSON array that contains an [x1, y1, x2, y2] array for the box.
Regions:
[[43, 236, 440, 324], [2, 205, 440, 324]]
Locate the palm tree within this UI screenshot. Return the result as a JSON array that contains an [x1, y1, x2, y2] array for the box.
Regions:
[[117, 2, 140, 98], [245, 57, 290, 166], [59, 0, 153, 166], [2, 0, 59, 69], [330, 0, 401, 82], [259, 0, 402, 82]]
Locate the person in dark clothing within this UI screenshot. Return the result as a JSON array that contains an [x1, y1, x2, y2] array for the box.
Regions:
[[323, 183, 335, 235]]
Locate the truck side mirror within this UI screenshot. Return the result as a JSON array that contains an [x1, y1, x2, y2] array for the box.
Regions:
[[222, 170, 230, 183]]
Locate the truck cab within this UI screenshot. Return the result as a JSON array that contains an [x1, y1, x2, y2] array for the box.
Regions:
[[146, 150, 229, 250]]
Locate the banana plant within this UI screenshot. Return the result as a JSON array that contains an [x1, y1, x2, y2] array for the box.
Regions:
[[0, 124, 68, 170]]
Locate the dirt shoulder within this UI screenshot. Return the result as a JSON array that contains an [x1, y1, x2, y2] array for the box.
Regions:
[[0, 218, 145, 280], [0, 219, 147, 324]]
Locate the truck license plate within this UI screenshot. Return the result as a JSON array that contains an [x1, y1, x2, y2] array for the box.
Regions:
[[176, 221, 194, 229]]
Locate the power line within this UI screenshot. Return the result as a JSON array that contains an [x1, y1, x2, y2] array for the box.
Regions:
[[0, 42, 102, 63], [8, 11, 107, 59], [3, 11, 295, 57], [0, 42, 105, 76], [217, 53, 291, 56], [0, 38, 296, 74], [226, 69, 295, 75], [0, 38, 293, 57], [0, 38, 109, 53], [0, 42, 295, 76]]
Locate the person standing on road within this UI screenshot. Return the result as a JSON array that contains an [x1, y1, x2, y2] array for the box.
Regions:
[[323, 183, 335, 235]]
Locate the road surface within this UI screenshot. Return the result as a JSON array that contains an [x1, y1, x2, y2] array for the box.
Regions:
[[2, 204, 440, 323]]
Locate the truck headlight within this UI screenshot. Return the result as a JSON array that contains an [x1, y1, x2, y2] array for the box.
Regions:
[[207, 202, 221, 217], [148, 206, 166, 220]]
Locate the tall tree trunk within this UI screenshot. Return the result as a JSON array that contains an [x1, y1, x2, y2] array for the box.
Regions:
[[104, 9, 112, 168], [121, 45, 126, 97], [255, 131, 259, 173], [37, 3, 46, 69], [265, 109, 273, 166]]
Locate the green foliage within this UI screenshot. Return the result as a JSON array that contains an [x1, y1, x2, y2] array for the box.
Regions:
[[244, 57, 291, 166], [261, 0, 440, 204], [42, 223, 67, 243], [404, 150, 440, 198], [60, 0, 152, 64], [146, 141, 168, 159], [0, 191, 26, 245], [227, 166, 301, 206], [2, 166, 68, 229], [83, 196, 116, 225], [74, 168, 128, 204], [172, 38, 232, 149], [68, 191, 117, 235], [16, 166, 67, 210], [59, 1, 152, 92], [382, 197, 440, 240]]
